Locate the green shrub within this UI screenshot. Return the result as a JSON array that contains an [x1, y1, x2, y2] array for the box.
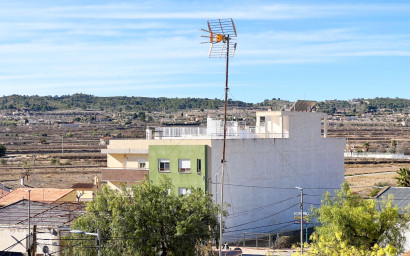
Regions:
[[370, 182, 391, 197], [275, 236, 292, 249], [50, 158, 60, 165], [0, 145, 5, 157]]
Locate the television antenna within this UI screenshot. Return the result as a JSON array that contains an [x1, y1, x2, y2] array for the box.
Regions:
[[201, 18, 237, 256]]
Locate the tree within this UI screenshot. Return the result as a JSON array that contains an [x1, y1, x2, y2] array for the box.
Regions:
[[68, 178, 221, 256], [138, 111, 146, 122], [0, 144, 6, 157], [389, 140, 398, 153], [363, 142, 370, 152], [299, 183, 409, 255], [395, 168, 410, 187]]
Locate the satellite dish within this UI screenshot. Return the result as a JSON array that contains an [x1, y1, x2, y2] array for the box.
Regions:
[[43, 245, 49, 254]]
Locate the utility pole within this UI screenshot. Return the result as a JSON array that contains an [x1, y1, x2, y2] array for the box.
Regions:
[[295, 187, 303, 255], [25, 189, 31, 255], [31, 225, 37, 256], [201, 19, 237, 256], [97, 229, 101, 256]]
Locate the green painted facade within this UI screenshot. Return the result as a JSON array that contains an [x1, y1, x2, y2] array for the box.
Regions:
[[148, 145, 207, 193]]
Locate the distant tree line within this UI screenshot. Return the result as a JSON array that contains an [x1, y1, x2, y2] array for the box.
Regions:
[[0, 94, 408, 114], [0, 94, 252, 113], [317, 98, 410, 115]]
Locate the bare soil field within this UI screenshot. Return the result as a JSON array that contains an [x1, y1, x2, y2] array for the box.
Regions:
[[0, 118, 409, 195], [345, 161, 409, 196], [0, 123, 145, 189]]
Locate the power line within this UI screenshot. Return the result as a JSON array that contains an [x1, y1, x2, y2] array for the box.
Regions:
[[225, 220, 296, 234], [210, 181, 339, 190], [226, 203, 299, 230], [226, 195, 297, 219], [0, 235, 27, 256]]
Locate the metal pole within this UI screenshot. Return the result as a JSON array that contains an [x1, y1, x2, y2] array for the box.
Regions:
[[97, 229, 101, 256], [27, 190, 31, 255], [62, 135, 64, 155], [306, 223, 308, 245], [256, 234, 258, 249], [215, 174, 218, 205], [219, 35, 230, 256], [300, 188, 304, 255]]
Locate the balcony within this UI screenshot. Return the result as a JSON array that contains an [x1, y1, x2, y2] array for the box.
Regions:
[[101, 168, 149, 182]]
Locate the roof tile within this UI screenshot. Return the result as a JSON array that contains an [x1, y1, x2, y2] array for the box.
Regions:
[[0, 188, 74, 206]]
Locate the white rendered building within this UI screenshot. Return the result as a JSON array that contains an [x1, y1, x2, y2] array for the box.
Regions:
[[102, 110, 345, 243]]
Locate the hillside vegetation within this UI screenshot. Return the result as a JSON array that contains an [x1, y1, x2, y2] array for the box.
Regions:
[[0, 94, 408, 114]]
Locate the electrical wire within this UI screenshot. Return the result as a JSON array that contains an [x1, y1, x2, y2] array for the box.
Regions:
[[226, 203, 299, 230], [0, 235, 27, 256], [225, 220, 296, 234], [226, 195, 297, 219]]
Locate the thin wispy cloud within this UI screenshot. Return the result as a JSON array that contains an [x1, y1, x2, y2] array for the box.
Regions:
[[0, 0, 409, 101]]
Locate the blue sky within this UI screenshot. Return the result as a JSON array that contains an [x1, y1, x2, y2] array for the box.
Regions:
[[0, 1, 410, 103]]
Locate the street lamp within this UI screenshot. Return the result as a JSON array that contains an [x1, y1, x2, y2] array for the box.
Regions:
[[295, 187, 303, 255], [70, 229, 101, 256]]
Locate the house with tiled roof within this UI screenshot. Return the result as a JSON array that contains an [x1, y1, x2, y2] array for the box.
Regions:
[[0, 188, 76, 206], [71, 176, 101, 202], [0, 187, 9, 199], [375, 187, 410, 253], [0, 199, 84, 255]]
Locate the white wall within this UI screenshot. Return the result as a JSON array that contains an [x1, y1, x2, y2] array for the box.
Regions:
[[404, 228, 410, 253], [0, 225, 62, 255], [209, 134, 345, 242]]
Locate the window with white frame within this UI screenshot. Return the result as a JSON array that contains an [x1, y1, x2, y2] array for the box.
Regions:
[[178, 187, 191, 195], [158, 159, 170, 172], [139, 159, 146, 169], [178, 159, 191, 173]]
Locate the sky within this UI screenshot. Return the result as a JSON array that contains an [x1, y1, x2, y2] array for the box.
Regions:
[[0, 0, 410, 103]]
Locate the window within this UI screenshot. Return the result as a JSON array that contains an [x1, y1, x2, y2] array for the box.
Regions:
[[197, 159, 202, 173], [158, 159, 170, 172], [178, 159, 191, 173], [139, 159, 146, 168], [179, 187, 191, 195], [260, 116, 265, 125]]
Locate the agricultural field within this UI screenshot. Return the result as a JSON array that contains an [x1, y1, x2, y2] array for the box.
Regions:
[[0, 106, 408, 197], [0, 122, 145, 189]]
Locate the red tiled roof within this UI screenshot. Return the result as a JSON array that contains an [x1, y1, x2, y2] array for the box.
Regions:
[[0, 188, 9, 199], [0, 188, 74, 206], [71, 183, 94, 189]]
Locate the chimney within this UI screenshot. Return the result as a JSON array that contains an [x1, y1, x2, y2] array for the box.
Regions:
[[20, 176, 25, 186]]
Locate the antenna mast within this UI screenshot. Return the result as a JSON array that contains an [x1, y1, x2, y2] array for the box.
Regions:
[[202, 18, 237, 256]]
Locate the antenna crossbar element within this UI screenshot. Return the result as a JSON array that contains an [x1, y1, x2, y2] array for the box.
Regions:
[[207, 19, 237, 38], [201, 18, 237, 58], [209, 40, 237, 58]]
